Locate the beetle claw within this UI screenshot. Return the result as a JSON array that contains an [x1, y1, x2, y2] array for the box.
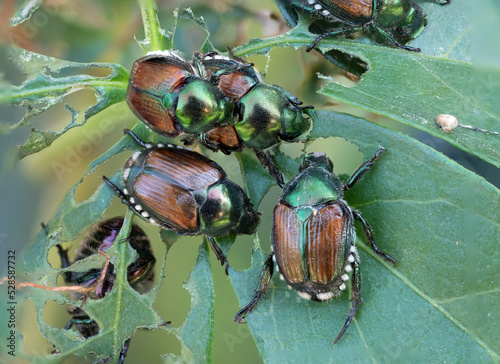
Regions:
[[234, 314, 247, 324]]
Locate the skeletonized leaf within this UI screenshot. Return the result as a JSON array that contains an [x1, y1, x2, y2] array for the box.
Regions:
[[4, 47, 129, 158]]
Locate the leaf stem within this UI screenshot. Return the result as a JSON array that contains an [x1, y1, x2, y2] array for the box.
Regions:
[[232, 33, 311, 58], [7, 78, 128, 104], [138, 0, 165, 52]]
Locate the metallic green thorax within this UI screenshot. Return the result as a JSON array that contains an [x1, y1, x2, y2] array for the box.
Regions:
[[175, 79, 235, 133], [282, 153, 342, 207], [236, 84, 311, 149], [282, 168, 342, 207], [197, 182, 258, 236]]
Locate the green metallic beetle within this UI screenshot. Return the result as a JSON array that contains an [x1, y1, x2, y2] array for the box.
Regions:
[[276, 0, 451, 52], [103, 129, 260, 272], [234, 148, 396, 344], [127, 51, 235, 136], [193, 52, 312, 154], [55, 217, 156, 364]]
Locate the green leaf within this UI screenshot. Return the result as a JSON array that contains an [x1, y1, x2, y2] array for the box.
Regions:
[[2, 47, 129, 158], [137, 0, 174, 52], [13, 122, 220, 362], [167, 241, 215, 363], [236, 149, 275, 208], [232, 110, 499, 362], [5, 2, 498, 363]]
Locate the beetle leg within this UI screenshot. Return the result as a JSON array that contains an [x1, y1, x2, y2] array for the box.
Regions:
[[56, 244, 75, 283], [306, 26, 364, 52], [345, 147, 385, 190], [254, 149, 285, 188], [370, 24, 421, 52], [56, 244, 71, 269], [180, 134, 197, 146], [118, 338, 131, 364], [207, 236, 230, 275], [102, 176, 143, 215], [103, 176, 130, 205], [64, 317, 75, 331], [353, 210, 396, 266], [198, 135, 234, 155], [270, 84, 314, 110], [234, 253, 274, 323], [333, 256, 361, 345]]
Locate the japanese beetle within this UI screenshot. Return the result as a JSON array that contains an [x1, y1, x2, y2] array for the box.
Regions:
[[234, 147, 396, 344], [127, 51, 235, 136], [194, 52, 312, 154], [103, 129, 260, 272], [276, 0, 451, 52], [56, 217, 155, 363]]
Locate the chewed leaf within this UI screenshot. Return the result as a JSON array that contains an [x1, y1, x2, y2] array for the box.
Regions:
[[9, 0, 43, 26], [4, 47, 129, 158], [179, 8, 215, 53], [137, 0, 175, 52], [18, 129, 167, 362], [27, 217, 165, 363], [168, 242, 215, 362]]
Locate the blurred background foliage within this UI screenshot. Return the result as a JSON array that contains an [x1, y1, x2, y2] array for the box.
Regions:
[[0, 0, 498, 363]]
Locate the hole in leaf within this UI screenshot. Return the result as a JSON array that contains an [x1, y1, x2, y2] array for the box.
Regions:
[[49, 216, 159, 297], [320, 48, 368, 79], [305, 137, 363, 177], [279, 141, 307, 159], [42, 299, 73, 330], [71, 109, 138, 203], [154, 235, 198, 327], [127, 328, 181, 362], [48, 241, 77, 271], [19, 301, 56, 356]]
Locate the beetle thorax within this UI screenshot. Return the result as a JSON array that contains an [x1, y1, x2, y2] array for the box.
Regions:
[[282, 167, 343, 207]]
